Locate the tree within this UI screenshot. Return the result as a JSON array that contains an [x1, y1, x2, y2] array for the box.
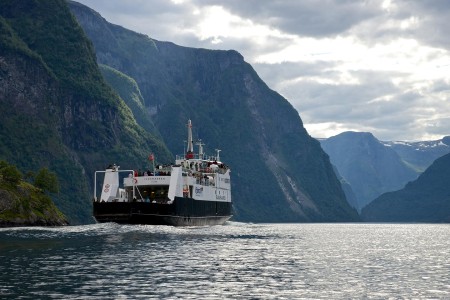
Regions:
[[0, 163, 22, 185], [0, 160, 8, 170], [34, 168, 59, 193]]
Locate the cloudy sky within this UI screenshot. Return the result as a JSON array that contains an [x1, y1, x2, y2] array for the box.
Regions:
[[76, 0, 450, 141]]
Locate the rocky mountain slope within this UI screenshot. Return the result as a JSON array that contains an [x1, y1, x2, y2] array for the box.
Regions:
[[361, 153, 450, 222], [69, 1, 359, 222]]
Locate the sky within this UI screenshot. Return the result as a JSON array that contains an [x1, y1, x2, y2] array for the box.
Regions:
[[75, 0, 450, 141]]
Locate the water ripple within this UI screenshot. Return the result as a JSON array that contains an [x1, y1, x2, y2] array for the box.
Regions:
[[0, 223, 449, 299]]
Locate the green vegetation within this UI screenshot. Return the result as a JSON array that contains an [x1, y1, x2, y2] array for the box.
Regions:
[[0, 0, 105, 97], [0, 161, 22, 185], [0, 0, 173, 224], [0, 15, 50, 72], [0, 161, 68, 226], [34, 168, 59, 194], [99, 64, 163, 138]]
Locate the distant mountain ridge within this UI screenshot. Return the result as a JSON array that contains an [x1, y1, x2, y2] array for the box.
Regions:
[[383, 137, 450, 173], [69, 1, 359, 222], [320, 132, 450, 213], [319, 132, 419, 210]]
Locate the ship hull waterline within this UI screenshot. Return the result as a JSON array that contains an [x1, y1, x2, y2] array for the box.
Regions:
[[93, 197, 232, 226]]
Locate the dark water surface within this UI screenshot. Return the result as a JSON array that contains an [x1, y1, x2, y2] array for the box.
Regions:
[[0, 223, 449, 299]]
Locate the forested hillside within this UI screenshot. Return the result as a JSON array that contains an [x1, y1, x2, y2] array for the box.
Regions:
[[0, 0, 171, 224]]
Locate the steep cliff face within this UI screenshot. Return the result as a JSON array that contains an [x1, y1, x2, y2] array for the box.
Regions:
[[0, 0, 172, 223], [362, 153, 450, 222], [0, 22, 90, 223], [70, 1, 359, 222]]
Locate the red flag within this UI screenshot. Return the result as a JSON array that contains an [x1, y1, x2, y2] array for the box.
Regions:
[[148, 153, 154, 161]]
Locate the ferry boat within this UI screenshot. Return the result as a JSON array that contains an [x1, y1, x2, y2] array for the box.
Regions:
[[92, 120, 232, 226]]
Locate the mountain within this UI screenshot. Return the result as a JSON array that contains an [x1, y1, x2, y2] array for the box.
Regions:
[[383, 137, 450, 173], [98, 64, 161, 138], [69, 1, 359, 222], [319, 132, 418, 210], [361, 153, 450, 222], [0, 0, 171, 224], [332, 165, 358, 210]]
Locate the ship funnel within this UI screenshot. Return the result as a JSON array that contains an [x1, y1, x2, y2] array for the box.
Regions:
[[100, 166, 119, 202]]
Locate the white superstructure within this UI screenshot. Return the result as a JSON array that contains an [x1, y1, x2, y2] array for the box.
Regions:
[[95, 119, 231, 205]]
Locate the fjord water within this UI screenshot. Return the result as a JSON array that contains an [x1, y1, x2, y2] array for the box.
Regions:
[[1, 223, 448, 299]]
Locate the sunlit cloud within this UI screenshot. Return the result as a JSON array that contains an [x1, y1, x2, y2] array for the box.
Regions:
[[183, 5, 288, 51]]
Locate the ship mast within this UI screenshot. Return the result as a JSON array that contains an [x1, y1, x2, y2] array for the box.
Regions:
[[215, 149, 221, 162], [186, 119, 195, 159], [196, 140, 204, 160]]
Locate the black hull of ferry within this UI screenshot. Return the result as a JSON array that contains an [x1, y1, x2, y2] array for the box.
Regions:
[[93, 197, 232, 226]]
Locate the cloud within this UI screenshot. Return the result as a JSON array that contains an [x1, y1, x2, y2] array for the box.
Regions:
[[75, 0, 196, 43], [74, 0, 450, 141], [192, 0, 382, 37], [389, 0, 450, 49]]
